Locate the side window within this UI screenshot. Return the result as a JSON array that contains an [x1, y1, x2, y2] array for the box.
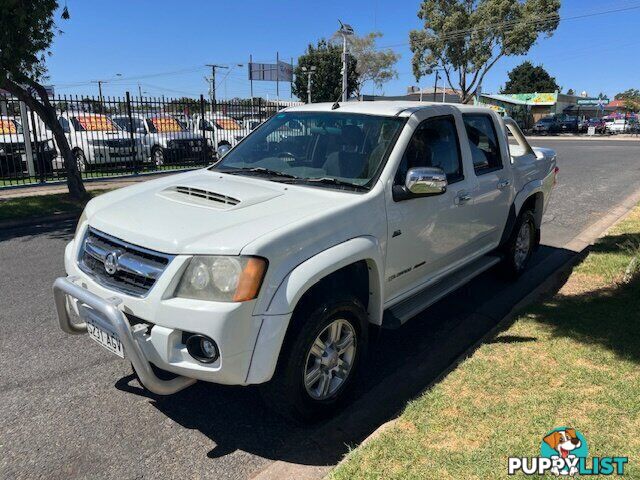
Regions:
[[395, 115, 463, 185], [463, 114, 502, 173]]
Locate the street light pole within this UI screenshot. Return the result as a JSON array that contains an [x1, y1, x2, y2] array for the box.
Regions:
[[301, 66, 316, 103], [91, 73, 121, 106], [337, 20, 354, 103]]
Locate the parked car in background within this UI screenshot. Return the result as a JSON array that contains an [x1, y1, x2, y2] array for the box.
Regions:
[[558, 116, 578, 133], [583, 118, 606, 134], [606, 119, 631, 134], [54, 102, 557, 420], [57, 113, 145, 171], [111, 114, 210, 166], [189, 113, 249, 157], [0, 116, 57, 178], [531, 117, 561, 135]]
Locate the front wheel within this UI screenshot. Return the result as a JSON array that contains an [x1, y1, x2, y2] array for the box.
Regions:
[[502, 209, 536, 279], [73, 149, 87, 172], [261, 296, 368, 422], [151, 145, 165, 167]]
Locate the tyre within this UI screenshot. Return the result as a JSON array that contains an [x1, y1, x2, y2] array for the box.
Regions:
[[261, 295, 368, 422], [151, 145, 165, 167], [73, 149, 87, 172], [502, 209, 537, 279]]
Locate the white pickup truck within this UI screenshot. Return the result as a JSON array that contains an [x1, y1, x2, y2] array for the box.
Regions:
[[54, 102, 557, 420]]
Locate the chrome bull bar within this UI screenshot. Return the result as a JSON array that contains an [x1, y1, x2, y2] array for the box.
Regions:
[[53, 276, 196, 395]]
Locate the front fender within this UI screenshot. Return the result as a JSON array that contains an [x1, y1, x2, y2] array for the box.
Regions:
[[245, 236, 385, 385], [259, 236, 385, 324]]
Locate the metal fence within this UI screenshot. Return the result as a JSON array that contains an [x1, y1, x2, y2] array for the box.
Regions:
[[0, 94, 289, 188]]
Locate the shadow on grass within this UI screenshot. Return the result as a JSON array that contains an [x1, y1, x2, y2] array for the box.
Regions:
[[531, 272, 640, 364]]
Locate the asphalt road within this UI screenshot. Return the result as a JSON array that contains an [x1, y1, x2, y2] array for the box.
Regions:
[[1, 138, 639, 480]]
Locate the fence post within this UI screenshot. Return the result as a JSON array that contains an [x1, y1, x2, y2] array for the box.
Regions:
[[199, 94, 206, 164], [125, 91, 138, 174], [19, 100, 36, 179]]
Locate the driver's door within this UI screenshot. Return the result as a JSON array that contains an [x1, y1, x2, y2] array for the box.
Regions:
[[384, 111, 480, 303]]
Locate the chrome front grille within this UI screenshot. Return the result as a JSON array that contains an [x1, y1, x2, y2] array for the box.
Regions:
[[78, 228, 174, 297]]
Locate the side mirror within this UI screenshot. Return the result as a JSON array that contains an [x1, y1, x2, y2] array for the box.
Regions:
[[405, 167, 447, 195]]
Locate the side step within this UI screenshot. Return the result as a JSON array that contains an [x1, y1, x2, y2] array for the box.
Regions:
[[382, 254, 502, 329]]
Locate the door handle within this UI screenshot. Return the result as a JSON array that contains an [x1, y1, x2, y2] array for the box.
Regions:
[[456, 193, 472, 205], [497, 179, 511, 190]]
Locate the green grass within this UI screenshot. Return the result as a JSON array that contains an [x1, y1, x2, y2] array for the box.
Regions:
[[0, 189, 109, 222], [331, 208, 640, 480]]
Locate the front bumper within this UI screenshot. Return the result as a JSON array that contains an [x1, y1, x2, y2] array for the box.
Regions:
[[53, 276, 196, 395], [56, 237, 289, 390]]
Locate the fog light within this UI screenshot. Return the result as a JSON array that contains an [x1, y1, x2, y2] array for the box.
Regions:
[[185, 334, 219, 363]]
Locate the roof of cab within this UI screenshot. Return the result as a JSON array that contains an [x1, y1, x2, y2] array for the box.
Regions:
[[283, 100, 492, 117]]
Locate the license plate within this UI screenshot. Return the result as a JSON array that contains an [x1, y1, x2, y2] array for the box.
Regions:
[[87, 319, 124, 358]]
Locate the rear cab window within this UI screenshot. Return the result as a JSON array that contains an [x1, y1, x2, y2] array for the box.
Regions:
[[462, 114, 503, 174]]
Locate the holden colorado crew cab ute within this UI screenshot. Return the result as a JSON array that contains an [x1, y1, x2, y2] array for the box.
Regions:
[[54, 102, 557, 420]]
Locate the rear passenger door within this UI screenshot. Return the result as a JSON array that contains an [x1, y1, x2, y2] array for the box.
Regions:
[[462, 113, 514, 249]]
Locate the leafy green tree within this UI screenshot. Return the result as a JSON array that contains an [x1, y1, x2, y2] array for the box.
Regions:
[[410, 0, 561, 103], [614, 89, 640, 112], [332, 32, 400, 96], [500, 61, 559, 94], [0, 0, 85, 197], [614, 89, 640, 101], [293, 39, 358, 103]]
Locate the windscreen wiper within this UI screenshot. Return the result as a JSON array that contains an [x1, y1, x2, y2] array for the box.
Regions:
[[291, 177, 368, 191], [222, 167, 299, 179]]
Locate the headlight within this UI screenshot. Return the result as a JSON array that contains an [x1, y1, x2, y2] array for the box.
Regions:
[[75, 209, 88, 238], [175, 256, 267, 302]]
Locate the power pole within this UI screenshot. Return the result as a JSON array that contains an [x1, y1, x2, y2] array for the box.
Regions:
[[433, 70, 439, 102], [205, 64, 228, 113]]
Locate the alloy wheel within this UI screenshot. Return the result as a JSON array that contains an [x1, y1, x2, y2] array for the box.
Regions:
[[303, 319, 356, 401]]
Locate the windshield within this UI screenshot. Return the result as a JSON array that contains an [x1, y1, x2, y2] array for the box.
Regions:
[[147, 116, 186, 133], [112, 116, 145, 132], [212, 111, 405, 189], [0, 119, 23, 135], [538, 118, 554, 124], [72, 115, 118, 132], [207, 117, 242, 130]]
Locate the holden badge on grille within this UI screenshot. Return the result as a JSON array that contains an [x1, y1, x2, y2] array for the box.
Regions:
[[104, 251, 119, 275]]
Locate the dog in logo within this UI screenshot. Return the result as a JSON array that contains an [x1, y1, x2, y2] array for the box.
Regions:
[[543, 428, 582, 476]]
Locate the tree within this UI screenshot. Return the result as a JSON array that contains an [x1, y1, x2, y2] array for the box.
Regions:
[[566, 88, 575, 96], [292, 39, 358, 103], [614, 88, 640, 101], [331, 32, 400, 96], [500, 61, 559, 94], [409, 0, 561, 103], [0, 0, 86, 198]]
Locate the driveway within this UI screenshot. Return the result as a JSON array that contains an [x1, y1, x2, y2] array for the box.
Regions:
[[1, 138, 639, 479]]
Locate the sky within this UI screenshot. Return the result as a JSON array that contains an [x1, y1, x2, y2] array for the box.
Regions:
[[46, 0, 640, 101]]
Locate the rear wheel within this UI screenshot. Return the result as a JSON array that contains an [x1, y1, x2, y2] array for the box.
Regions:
[[261, 295, 368, 422], [502, 209, 536, 279]]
